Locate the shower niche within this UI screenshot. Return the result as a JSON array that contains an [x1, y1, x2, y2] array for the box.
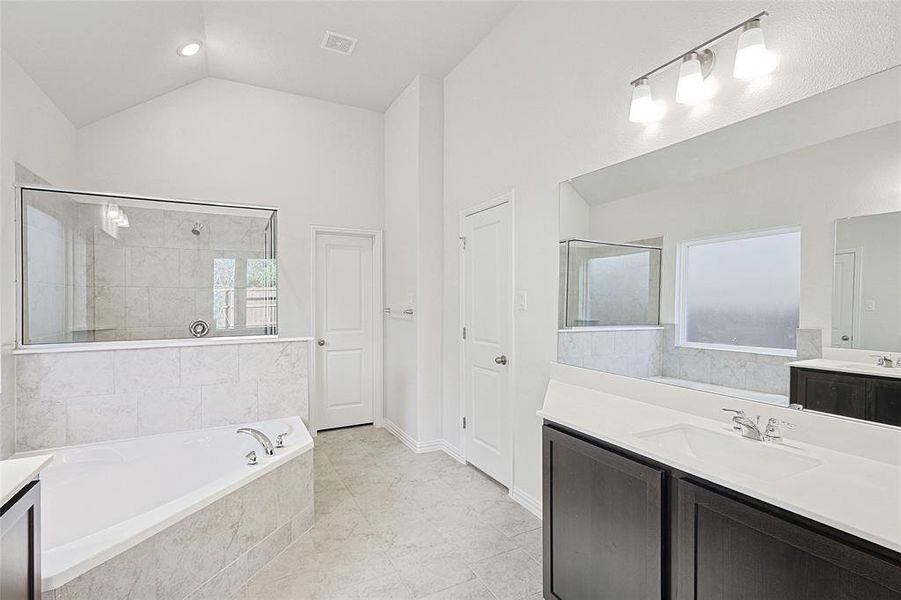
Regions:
[[18, 186, 278, 345], [559, 239, 662, 329]]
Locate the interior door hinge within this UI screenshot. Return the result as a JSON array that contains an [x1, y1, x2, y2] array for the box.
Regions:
[[463, 417, 467, 429], [459, 236, 466, 250], [462, 327, 467, 340]]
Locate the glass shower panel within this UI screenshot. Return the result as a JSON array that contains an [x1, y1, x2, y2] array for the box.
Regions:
[[560, 239, 661, 328], [19, 187, 278, 345]]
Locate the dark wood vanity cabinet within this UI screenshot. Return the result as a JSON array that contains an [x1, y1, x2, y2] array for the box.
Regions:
[[543, 425, 664, 599], [791, 367, 901, 426], [543, 423, 901, 600], [0, 480, 41, 600]]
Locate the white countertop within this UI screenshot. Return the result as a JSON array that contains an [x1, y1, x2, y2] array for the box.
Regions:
[[1, 454, 53, 506], [539, 378, 901, 553], [788, 358, 901, 379]]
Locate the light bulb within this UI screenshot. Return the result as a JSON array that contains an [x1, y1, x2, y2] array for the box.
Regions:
[[734, 19, 770, 80], [107, 203, 121, 221], [676, 53, 704, 104], [629, 78, 657, 123], [177, 41, 202, 57]]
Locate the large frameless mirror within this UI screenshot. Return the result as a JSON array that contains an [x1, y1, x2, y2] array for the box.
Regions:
[[19, 186, 278, 345], [558, 66, 901, 427]]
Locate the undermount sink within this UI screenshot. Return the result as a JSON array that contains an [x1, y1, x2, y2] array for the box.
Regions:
[[634, 424, 823, 482], [835, 362, 896, 373]]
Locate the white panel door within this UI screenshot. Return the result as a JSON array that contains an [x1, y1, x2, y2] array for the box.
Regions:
[[832, 252, 857, 348], [315, 232, 375, 430], [463, 201, 512, 487]]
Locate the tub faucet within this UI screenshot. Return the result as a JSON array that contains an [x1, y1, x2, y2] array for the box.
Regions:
[[236, 428, 275, 456]]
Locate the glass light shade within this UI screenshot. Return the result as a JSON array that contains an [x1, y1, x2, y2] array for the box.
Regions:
[[734, 20, 769, 80], [116, 213, 130, 228], [177, 41, 202, 57], [676, 54, 704, 104], [629, 78, 656, 123], [106, 203, 121, 220]]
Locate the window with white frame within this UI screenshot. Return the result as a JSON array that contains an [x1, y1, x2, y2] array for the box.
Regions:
[[678, 227, 801, 355]]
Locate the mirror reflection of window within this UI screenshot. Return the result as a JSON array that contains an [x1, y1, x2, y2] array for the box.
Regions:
[[213, 258, 236, 330], [245, 258, 277, 328], [679, 228, 801, 355]]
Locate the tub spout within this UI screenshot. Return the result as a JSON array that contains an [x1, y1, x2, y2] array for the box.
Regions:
[[236, 428, 275, 456]]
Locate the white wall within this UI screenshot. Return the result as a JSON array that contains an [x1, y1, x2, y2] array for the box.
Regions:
[[76, 77, 385, 339], [383, 76, 444, 443], [442, 1, 901, 504], [558, 181, 589, 240], [0, 52, 78, 457]]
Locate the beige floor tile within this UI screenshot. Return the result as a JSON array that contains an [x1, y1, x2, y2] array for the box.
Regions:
[[390, 543, 477, 598], [470, 549, 542, 600], [420, 577, 497, 599]]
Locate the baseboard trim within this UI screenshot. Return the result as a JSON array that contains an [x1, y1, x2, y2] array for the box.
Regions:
[[441, 442, 465, 464], [382, 419, 444, 454], [510, 486, 543, 519]]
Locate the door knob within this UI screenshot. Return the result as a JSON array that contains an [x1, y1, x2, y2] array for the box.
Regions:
[[841, 335, 850, 341], [495, 355, 507, 365], [317, 339, 325, 346]]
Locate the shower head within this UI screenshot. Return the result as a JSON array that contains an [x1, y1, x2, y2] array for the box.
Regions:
[[191, 222, 204, 236]]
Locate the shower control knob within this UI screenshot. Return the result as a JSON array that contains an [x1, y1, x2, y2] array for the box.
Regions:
[[189, 319, 210, 338], [317, 339, 326, 346]]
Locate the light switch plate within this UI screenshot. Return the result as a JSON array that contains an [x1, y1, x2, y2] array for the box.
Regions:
[[517, 290, 528, 311]]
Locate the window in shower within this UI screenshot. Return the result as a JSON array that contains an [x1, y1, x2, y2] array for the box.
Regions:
[[559, 239, 662, 328], [18, 186, 278, 345], [678, 227, 800, 355]]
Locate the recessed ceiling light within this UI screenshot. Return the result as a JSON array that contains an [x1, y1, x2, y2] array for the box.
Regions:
[[177, 41, 203, 57]]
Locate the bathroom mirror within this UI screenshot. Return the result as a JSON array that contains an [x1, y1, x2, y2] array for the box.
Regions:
[[832, 210, 901, 352], [558, 66, 901, 425]]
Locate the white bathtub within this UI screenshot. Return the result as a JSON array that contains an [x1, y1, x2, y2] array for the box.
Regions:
[[19, 417, 313, 592]]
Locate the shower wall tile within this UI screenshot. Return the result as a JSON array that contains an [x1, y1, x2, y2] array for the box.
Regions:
[[148, 287, 195, 327], [117, 206, 165, 248], [93, 245, 126, 286], [201, 381, 259, 427], [67, 393, 139, 445], [558, 328, 663, 378], [797, 328, 823, 361], [14, 340, 310, 451], [125, 287, 151, 327], [115, 348, 180, 392], [93, 286, 126, 331], [126, 247, 181, 287], [181, 345, 240, 386], [139, 387, 202, 435], [178, 249, 221, 288]]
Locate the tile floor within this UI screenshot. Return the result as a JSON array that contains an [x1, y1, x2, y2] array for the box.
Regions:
[[245, 425, 543, 599]]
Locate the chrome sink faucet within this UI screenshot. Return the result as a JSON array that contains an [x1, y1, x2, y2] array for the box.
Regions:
[[236, 427, 275, 456], [869, 354, 896, 368], [723, 409, 796, 443], [722, 409, 765, 441]]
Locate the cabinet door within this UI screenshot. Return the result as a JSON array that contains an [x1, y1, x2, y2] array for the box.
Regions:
[[794, 369, 867, 419], [543, 425, 664, 600], [868, 378, 901, 427], [674, 479, 901, 600], [0, 481, 41, 600]]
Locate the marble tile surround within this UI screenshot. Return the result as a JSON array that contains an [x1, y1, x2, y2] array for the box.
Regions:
[[14, 340, 310, 452], [558, 328, 663, 379], [43, 450, 314, 600], [558, 326, 824, 397]]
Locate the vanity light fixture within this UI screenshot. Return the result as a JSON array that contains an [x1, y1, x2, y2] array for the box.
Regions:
[[628, 11, 770, 121], [734, 19, 771, 80], [106, 203, 121, 221], [177, 41, 203, 57], [629, 77, 658, 123], [676, 50, 715, 104], [116, 213, 130, 228]]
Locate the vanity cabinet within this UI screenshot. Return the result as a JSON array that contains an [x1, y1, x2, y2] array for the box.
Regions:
[[790, 367, 901, 426], [0, 480, 41, 600], [542, 423, 901, 600], [542, 425, 664, 599]]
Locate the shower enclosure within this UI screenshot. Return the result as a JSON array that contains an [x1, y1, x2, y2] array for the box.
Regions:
[[559, 239, 662, 329], [18, 186, 278, 345]]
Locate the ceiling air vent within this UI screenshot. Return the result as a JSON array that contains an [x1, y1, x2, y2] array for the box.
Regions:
[[321, 31, 358, 56]]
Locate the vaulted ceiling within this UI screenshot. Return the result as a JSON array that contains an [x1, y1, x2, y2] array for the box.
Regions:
[[1, 1, 515, 127]]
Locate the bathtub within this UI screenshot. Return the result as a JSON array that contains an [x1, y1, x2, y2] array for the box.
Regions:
[[21, 417, 314, 598]]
